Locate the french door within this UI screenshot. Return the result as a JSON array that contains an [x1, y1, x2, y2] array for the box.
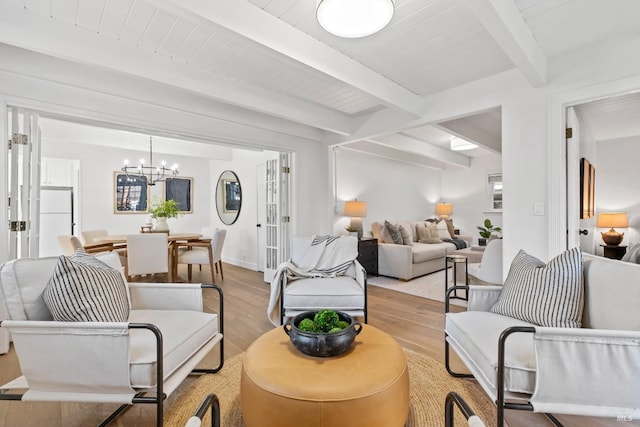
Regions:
[[263, 152, 291, 282], [7, 106, 42, 259]]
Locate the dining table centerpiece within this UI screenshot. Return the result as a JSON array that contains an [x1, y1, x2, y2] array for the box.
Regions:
[[149, 198, 182, 232]]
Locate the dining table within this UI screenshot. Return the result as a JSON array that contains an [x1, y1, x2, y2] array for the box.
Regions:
[[94, 233, 202, 282]]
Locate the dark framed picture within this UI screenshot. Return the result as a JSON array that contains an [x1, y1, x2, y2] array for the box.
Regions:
[[580, 158, 595, 219], [114, 172, 148, 213], [164, 177, 193, 213]]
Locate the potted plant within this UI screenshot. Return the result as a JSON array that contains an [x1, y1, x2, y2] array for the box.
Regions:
[[149, 198, 182, 231], [477, 219, 502, 246]]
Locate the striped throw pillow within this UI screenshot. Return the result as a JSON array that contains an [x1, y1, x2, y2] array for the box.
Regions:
[[490, 247, 584, 328], [43, 250, 130, 322]]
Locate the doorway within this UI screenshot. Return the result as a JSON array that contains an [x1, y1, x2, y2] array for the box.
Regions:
[[565, 92, 640, 257]]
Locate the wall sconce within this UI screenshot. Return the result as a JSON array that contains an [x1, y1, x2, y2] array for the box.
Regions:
[[435, 203, 453, 219], [597, 212, 628, 246], [344, 200, 367, 239]]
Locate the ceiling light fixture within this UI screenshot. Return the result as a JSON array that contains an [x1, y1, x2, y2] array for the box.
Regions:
[[316, 0, 395, 38], [450, 137, 478, 151], [121, 136, 178, 186]]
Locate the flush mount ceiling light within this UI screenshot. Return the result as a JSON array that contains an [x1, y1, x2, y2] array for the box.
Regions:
[[450, 137, 478, 151], [316, 0, 395, 38]]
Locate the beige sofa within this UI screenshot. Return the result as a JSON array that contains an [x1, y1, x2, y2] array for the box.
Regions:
[[371, 221, 471, 281]]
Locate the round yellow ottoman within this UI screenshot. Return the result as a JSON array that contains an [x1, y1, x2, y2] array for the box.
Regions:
[[241, 324, 409, 427]]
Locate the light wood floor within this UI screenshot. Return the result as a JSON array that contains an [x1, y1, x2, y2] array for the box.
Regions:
[[0, 264, 628, 426]]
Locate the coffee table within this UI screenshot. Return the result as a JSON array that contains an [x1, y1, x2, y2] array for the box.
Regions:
[[241, 325, 409, 427]]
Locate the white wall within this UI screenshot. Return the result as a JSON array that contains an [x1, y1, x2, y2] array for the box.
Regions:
[[595, 136, 640, 251], [209, 149, 278, 270], [332, 148, 441, 236], [442, 154, 502, 244], [40, 140, 213, 236]]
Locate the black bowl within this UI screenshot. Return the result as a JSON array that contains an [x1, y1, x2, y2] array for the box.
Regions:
[[283, 311, 362, 357]]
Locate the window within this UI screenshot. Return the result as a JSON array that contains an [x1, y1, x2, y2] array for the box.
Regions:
[[487, 172, 502, 212]]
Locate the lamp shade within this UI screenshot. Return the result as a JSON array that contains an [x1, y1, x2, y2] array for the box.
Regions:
[[435, 203, 453, 218], [316, 0, 394, 38], [597, 212, 628, 228], [344, 200, 367, 217]]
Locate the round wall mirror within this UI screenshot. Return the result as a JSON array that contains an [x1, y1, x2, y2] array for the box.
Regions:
[[215, 170, 242, 225]]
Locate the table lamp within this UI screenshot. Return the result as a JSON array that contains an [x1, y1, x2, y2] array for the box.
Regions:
[[597, 212, 628, 246], [435, 203, 453, 219], [344, 200, 367, 239]]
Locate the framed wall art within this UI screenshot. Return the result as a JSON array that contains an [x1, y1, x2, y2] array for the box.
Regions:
[[164, 177, 193, 213], [580, 158, 595, 219]]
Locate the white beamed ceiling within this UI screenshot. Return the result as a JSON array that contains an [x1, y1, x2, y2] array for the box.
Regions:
[[2, 0, 640, 166]]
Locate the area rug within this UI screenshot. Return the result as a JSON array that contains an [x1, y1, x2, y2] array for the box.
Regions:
[[368, 269, 468, 307], [165, 348, 496, 426]]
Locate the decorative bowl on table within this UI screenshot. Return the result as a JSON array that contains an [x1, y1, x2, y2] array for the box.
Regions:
[[283, 310, 362, 357]]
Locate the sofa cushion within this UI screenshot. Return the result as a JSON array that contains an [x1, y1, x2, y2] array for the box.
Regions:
[[446, 311, 537, 394], [491, 247, 584, 328], [128, 309, 218, 388], [381, 220, 403, 244], [283, 276, 364, 311], [43, 251, 130, 322], [412, 243, 447, 263], [436, 220, 452, 240], [416, 223, 441, 244], [398, 224, 413, 246]]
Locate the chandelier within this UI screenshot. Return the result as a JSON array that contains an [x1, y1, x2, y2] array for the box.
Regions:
[[121, 137, 178, 186], [316, 0, 395, 38]]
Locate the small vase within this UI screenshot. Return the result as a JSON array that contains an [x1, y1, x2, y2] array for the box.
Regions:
[[155, 217, 169, 232]]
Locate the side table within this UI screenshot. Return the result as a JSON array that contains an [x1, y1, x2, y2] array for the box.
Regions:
[[600, 245, 627, 260], [357, 238, 378, 276], [445, 254, 468, 300]]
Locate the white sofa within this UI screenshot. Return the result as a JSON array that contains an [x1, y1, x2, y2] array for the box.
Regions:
[[372, 220, 471, 280], [0, 252, 223, 426], [445, 254, 640, 425]]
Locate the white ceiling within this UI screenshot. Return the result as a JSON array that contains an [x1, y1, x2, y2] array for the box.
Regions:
[[2, 0, 640, 167]]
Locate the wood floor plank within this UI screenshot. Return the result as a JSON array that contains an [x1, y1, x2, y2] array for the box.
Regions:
[[0, 263, 623, 426]]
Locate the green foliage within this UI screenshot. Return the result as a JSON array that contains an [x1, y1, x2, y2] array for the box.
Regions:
[[345, 225, 359, 232], [298, 318, 316, 332], [336, 320, 349, 329], [313, 309, 340, 333], [296, 310, 350, 333], [149, 197, 182, 219], [477, 218, 502, 238]]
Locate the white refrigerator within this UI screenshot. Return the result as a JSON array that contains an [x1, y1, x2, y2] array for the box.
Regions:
[[39, 187, 74, 257]]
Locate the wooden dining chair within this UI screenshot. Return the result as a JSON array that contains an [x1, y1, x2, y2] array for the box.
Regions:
[[176, 229, 226, 283], [56, 235, 83, 256], [126, 233, 169, 281]]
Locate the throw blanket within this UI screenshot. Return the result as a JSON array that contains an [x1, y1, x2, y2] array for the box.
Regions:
[[267, 235, 358, 326], [443, 238, 467, 250]]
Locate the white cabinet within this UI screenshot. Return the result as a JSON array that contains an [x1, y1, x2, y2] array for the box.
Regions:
[[41, 157, 74, 187]]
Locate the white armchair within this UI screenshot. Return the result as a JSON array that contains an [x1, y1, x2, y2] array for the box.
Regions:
[[467, 239, 502, 285], [0, 252, 224, 426], [445, 253, 640, 426], [277, 235, 367, 325]]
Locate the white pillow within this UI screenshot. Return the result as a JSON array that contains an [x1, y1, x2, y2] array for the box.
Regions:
[[43, 250, 130, 322], [436, 220, 451, 240], [490, 247, 584, 328]]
